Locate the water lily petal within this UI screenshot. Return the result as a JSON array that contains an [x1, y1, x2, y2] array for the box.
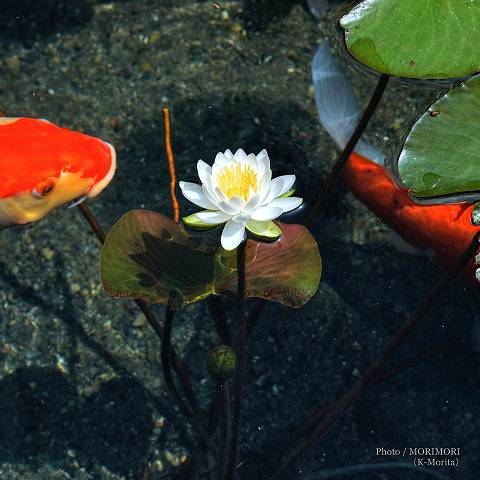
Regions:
[[268, 196, 303, 213], [244, 192, 260, 212], [180, 181, 218, 209], [245, 153, 257, 169], [233, 212, 250, 223], [211, 163, 223, 186], [224, 149, 234, 160], [251, 206, 284, 221], [257, 170, 273, 200], [214, 152, 229, 167], [233, 148, 248, 163], [262, 175, 296, 205], [214, 186, 228, 203], [196, 210, 231, 224], [229, 196, 246, 210], [221, 219, 247, 250], [202, 180, 220, 207], [256, 149, 270, 174], [183, 212, 223, 229], [218, 200, 241, 215], [197, 160, 212, 185]]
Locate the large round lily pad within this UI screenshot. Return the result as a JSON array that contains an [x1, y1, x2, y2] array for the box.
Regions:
[[396, 74, 480, 199], [340, 0, 480, 79], [100, 210, 321, 309]]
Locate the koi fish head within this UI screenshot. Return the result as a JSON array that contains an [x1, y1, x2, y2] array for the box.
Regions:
[[0, 117, 116, 229]]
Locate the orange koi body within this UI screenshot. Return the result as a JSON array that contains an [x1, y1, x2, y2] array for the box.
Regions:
[[344, 152, 479, 284], [0, 117, 116, 229]]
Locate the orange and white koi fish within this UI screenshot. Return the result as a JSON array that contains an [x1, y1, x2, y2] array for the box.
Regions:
[[0, 117, 116, 230], [312, 42, 480, 286]]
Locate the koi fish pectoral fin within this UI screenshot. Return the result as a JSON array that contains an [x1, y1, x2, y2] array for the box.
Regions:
[[312, 41, 384, 165]]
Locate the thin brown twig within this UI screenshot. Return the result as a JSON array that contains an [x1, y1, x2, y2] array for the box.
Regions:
[[162, 106, 180, 223], [267, 231, 480, 479]]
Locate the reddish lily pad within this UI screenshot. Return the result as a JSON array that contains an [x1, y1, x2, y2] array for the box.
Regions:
[[100, 210, 321, 309]]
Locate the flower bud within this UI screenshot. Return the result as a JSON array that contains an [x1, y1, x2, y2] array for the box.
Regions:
[[207, 345, 236, 381]]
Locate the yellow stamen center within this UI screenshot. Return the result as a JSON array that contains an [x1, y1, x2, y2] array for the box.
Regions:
[[217, 162, 258, 200]]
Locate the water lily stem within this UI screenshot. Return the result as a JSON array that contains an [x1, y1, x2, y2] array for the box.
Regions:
[[77, 202, 107, 243], [246, 296, 266, 337], [303, 73, 389, 227], [216, 380, 231, 480], [267, 231, 480, 480], [245, 76, 389, 337], [207, 296, 231, 345], [226, 241, 248, 479]]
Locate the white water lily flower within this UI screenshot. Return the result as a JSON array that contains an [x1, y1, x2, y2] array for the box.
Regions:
[[179, 148, 303, 250]]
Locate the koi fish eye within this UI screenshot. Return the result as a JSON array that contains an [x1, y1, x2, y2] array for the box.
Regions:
[[32, 178, 55, 198]]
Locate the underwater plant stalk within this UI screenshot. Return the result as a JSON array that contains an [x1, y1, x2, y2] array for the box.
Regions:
[[266, 340, 463, 470], [208, 296, 231, 345], [246, 296, 266, 338], [267, 231, 480, 479], [303, 73, 389, 227], [245, 75, 389, 338], [161, 305, 216, 452], [374, 339, 463, 384], [216, 380, 231, 480], [161, 307, 194, 421], [300, 461, 450, 480], [226, 241, 248, 479], [76, 203, 204, 429]]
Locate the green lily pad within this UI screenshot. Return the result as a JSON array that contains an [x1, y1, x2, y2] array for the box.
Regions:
[[100, 210, 321, 309], [396, 74, 480, 199], [340, 0, 480, 79]]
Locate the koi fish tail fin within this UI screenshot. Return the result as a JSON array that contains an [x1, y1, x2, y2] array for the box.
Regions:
[[307, 0, 328, 19], [312, 41, 384, 165]]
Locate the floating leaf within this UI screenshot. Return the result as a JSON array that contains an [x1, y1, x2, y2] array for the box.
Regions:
[[100, 210, 321, 309], [340, 0, 480, 79], [396, 74, 480, 199]]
